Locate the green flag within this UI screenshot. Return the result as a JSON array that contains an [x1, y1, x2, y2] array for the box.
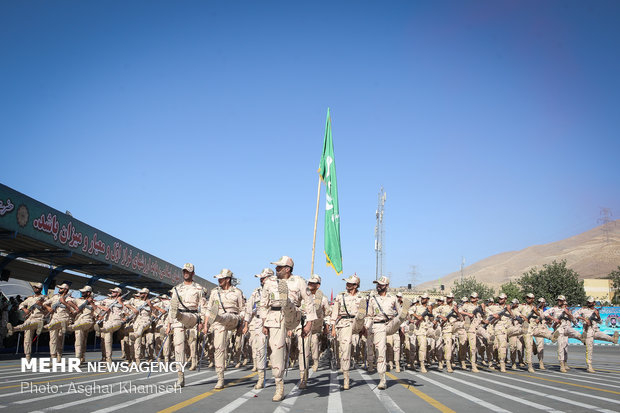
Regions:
[[318, 108, 343, 274]]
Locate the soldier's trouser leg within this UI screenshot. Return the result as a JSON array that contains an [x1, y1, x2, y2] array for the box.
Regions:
[[557, 329, 568, 362], [372, 324, 387, 374], [394, 333, 401, 367], [103, 332, 114, 361], [467, 330, 477, 364], [296, 328, 311, 374], [311, 332, 320, 364], [386, 334, 394, 366], [337, 325, 353, 371], [75, 327, 89, 358], [523, 334, 534, 365], [252, 327, 267, 370], [24, 328, 34, 358], [367, 331, 375, 367], [457, 330, 468, 362], [213, 323, 228, 373], [268, 323, 287, 380], [49, 324, 62, 357], [443, 332, 453, 364]]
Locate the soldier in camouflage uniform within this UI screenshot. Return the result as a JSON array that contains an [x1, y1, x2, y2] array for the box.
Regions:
[[7, 282, 46, 361], [574, 296, 619, 373], [203, 268, 244, 389]]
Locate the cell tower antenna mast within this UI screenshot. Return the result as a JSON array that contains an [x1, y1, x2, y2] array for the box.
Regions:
[[598, 207, 614, 244], [460, 256, 465, 282], [375, 186, 386, 281]]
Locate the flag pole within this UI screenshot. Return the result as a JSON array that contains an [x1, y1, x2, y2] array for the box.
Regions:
[[310, 176, 321, 276]]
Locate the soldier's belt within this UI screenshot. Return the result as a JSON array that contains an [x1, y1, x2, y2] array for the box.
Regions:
[[373, 319, 391, 324], [179, 309, 198, 313], [270, 306, 282, 311], [340, 315, 355, 319]]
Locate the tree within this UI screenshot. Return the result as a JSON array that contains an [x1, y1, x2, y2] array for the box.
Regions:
[[451, 276, 495, 301], [517, 260, 586, 306], [607, 266, 620, 305], [499, 281, 522, 303]]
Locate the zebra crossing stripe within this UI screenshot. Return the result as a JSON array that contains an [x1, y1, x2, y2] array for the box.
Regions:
[[408, 371, 509, 412]]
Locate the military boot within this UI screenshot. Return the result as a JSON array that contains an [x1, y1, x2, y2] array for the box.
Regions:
[[511, 362, 518, 370], [500, 361, 506, 373], [420, 363, 428, 373], [587, 364, 595, 373], [377, 373, 387, 390], [559, 361, 567, 373], [189, 356, 198, 371], [438, 361, 443, 370], [395, 363, 401, 373], [488, 363, 496, 372], [461, 361, 467, 370], [272, 379, 284, 402], [214, 371, 225, 389], [471, 363, 479, 373], [176, 371, 185, 387], [398, 299, 413, 322], [169, 295, 179, 322], [447, 362, 454, 373], [343, 371, 350, 390], [6, 322, 13, 337], [254, 371, 265, 389], [538, 361, 545, 370], [527, 363, 535, 373], [298, 370, 308, 389]]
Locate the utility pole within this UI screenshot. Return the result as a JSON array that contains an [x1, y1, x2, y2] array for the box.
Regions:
[[460, 256, 465, 282], [375, 186, 386, 280]]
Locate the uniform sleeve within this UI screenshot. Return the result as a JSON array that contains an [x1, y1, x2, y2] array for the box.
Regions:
[[331, 296, 340, 326]]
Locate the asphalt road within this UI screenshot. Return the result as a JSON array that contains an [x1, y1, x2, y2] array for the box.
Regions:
[[1, 345, 619, 413]]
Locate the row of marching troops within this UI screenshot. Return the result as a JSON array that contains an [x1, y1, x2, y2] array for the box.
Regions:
[[6, 256, 619, 403]]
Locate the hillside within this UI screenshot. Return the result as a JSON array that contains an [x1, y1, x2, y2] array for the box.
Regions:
[[417, 220, 620, 290]]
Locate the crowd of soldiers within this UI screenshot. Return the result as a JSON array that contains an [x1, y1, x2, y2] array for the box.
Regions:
[[3, 256, 619, 402]]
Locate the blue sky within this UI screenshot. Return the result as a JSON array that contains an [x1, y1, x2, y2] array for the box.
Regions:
[[2, 1, 619, 298]]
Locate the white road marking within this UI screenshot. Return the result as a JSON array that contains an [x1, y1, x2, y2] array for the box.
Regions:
[[454, 371, 616, 413], [478, 371, 620, 405], [214, 378, 274, 413], [357, 369, 404, 413], [539, 370, 620, 388], [327, 371, 343, 413], [408, 371, 511, 412], [437, 372, 564, 413]]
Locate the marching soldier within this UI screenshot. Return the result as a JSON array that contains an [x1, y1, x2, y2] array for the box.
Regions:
[[547, 295, 582, 373], [128, 288, 163, 364], [97, 287, 128, 364], [435, 294, 460, 373], [331, 273, 366, 390], [388, 293, 404, 372], [487, 293, 512, 372], [307, 274, 330, 372], [6, 282, 46, 361], [153, 294, 171, 362], [366, 276, 411, 389], [410, 292, 432, 373], [43, 283, 73, 361], [259, 255, 317, 402], [168, 263, 204, 387], [65, 285, 98, 363], [243, 268, 272, 389], [203, 268, 244, 389], [574, 297, 619, 373], [459, 292, 483, 372]]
